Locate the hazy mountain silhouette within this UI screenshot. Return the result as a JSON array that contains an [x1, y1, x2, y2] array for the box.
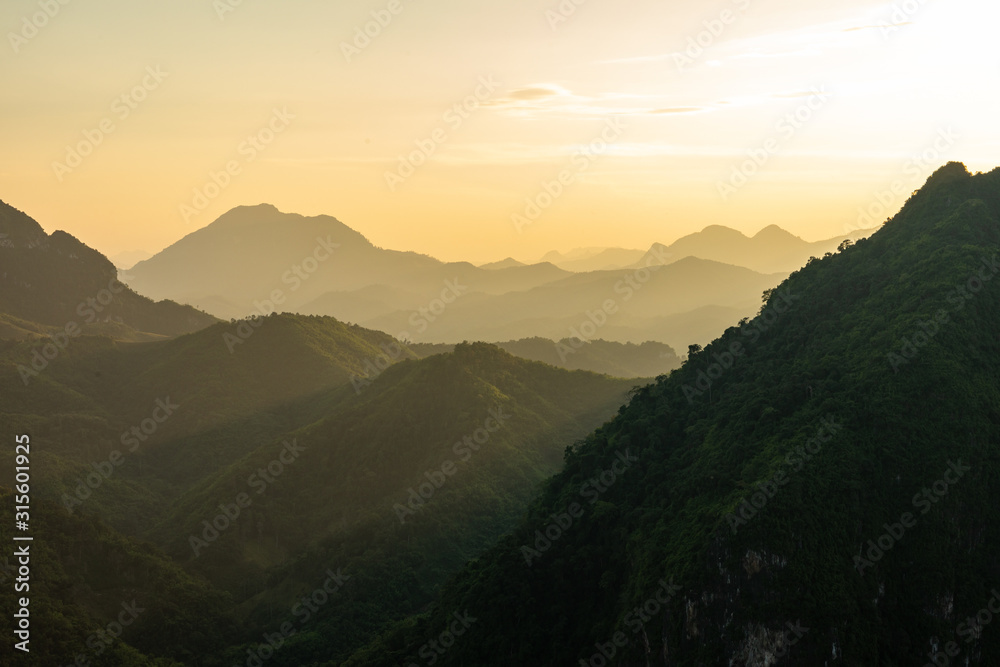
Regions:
[[637, 223, 879, 274], [541, 247, 647, 272], [128, 204, 570, 320], [363, 257, 785, 350]]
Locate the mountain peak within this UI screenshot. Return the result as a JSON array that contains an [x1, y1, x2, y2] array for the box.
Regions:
[[752, 224, 802, 242], [213, 203, 287, 225], [925, 161, 972, 187], [0, 199, 48, 247], [699, 224, 748, 239]]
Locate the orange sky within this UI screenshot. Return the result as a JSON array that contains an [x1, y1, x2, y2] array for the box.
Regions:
[[1, 0, 998, 264]]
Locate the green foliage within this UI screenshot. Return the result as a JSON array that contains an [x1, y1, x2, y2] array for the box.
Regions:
[[339, 164, 1000, 666]]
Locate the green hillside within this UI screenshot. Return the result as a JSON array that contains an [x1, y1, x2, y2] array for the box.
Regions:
[[409, 337, 680, 378], [145, 342, 635, 664], [0, 311, 635, 666], [0, 200, 217, 339], [340, 165, 1000, 666]]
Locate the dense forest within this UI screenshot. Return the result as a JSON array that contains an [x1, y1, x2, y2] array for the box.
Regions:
[[1, 163, 999, 665], [339, 164, 1000, 665]]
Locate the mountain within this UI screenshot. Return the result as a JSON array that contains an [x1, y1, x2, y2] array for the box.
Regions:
[[0, 200, 217, 340], [142, 342, 635, 664], [363, 257, 785, 351], [0, 489, 236, 667], [636, 223, 879, 274], [0, 313, 417, 532], [0, 310, 636, 665], [409, 337, 680, 378], [479, 257, 526, 270], [127, 204, 570, 320], [340, 163, 1000, 666], [541, 247, 647, 273], [110, 249, 152, 270], [125, 207, 837, 350]]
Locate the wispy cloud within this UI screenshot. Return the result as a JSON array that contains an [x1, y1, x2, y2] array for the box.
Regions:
[[484, 84, 710, 119]]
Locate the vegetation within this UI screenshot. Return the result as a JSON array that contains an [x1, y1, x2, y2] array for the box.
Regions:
[[339, 164, 1000, 665]]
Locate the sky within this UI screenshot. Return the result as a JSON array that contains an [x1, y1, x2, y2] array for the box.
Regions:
[[1, 0, 998, 265]]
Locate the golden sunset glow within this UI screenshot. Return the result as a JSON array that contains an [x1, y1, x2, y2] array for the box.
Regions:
[[2, 0, 998, 263]]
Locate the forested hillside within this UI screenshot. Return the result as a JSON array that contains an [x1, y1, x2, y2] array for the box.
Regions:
[[342, 164, 1000, 666]]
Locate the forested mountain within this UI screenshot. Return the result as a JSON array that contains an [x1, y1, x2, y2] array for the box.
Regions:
[[339, 164, 1000, 666], [0, 313, 634, 666], [0, 200, 217, 340], [410, 337, 680, 378], [150, 342, 635, 665]]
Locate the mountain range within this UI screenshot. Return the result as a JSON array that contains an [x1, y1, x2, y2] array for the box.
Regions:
[[122, 206, 872, 351], [2, 162, 994, 666], [337, 162, 1000, 666], [0, 310, 635, 665]]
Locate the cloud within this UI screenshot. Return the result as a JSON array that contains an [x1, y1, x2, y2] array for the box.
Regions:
[[504, 85, 568, 101], [771, 89, 826, 99], [650, 107, 703, 114], [842, 22, 912, 32], [484, 84, 709, 120]]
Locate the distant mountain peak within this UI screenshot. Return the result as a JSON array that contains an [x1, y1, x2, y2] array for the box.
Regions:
[[480, 257, 526, 270], [214, 203, 290, 225], [699, 224, 748, 238], [752, 224, 803, 242]]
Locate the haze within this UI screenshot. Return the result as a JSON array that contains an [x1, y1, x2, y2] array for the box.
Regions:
[[2, 0, 997, 263]]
